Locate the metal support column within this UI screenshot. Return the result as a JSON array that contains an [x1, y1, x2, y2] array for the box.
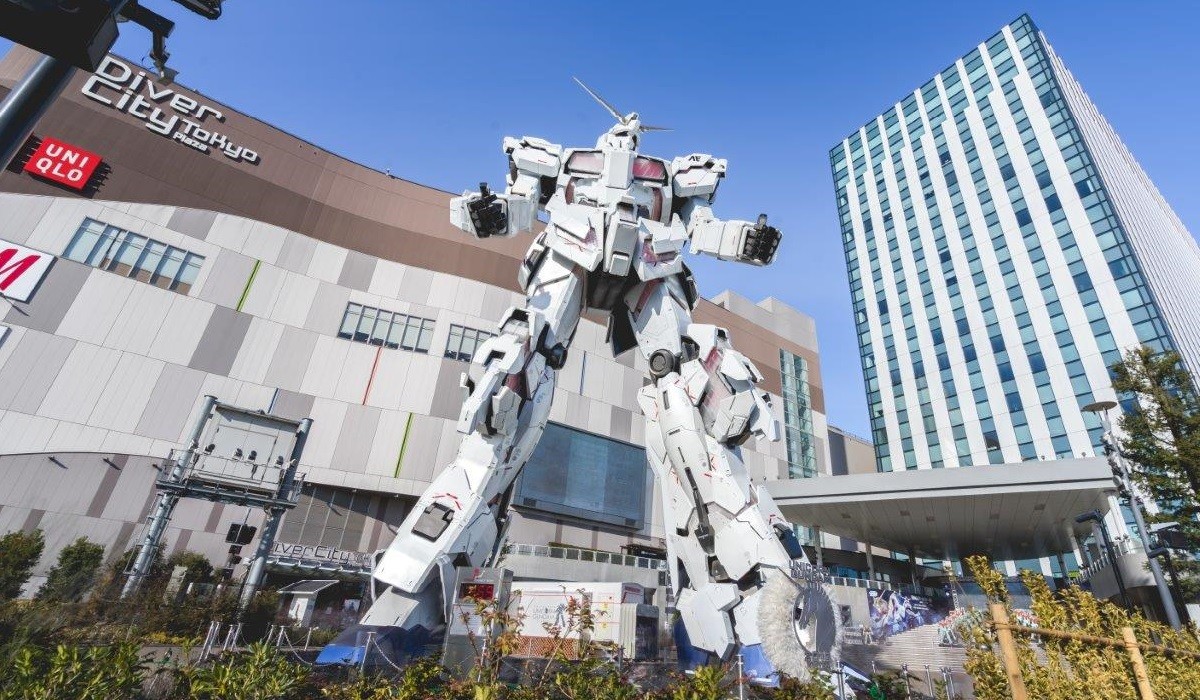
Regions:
[[865, 542, 876, 582], [122, 395, 217, 597], [813, 526, 823, 569], [0, 54, 76, 170], [239, 417, 312, 613]]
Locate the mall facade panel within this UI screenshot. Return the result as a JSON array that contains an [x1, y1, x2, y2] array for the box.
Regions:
[[830, 15, 1199, 474], [0, 46, 828, 590]]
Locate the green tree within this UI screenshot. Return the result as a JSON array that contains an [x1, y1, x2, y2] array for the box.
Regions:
[[1111, 346, 1200, 599], [36, 538, 105, 603], [0, 529, 44, 601]]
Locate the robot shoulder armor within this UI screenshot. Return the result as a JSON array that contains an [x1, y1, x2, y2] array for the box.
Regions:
[[503, 136, 562, 178], [670, 153, 727, 198]]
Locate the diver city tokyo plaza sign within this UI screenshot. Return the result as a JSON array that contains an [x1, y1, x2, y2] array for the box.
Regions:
[[80, 55, 261, 164], [23, 137, 100, 190]]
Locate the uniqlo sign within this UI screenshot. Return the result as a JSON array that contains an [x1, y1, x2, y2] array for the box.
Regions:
[[0, 241, 55, 302], [23, 137, 101, 190]]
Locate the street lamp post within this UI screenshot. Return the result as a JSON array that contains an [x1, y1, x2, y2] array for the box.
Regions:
[[1076, 510, 1132, 612], [1082, 400, 1182, 629]]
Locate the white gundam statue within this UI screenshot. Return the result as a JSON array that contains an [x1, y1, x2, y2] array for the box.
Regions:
[[355, 81, 837, 679]]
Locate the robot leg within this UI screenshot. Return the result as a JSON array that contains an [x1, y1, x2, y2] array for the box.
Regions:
[[363, 254, 582, 632], [629, 278, 833, 678]]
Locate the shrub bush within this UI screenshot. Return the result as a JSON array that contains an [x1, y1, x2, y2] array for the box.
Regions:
[[37, 537, 105, 603], [0, 529, 44, 602]]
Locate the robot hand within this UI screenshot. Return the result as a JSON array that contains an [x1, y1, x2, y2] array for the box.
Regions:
[[739, 214, 782, 266], [452, 183, 509, 239]]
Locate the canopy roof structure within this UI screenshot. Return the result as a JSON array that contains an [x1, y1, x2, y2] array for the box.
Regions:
[[277, 579, 340, 596], [767, 458, 1114, 562]]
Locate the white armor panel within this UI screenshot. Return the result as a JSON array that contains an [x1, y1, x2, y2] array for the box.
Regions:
[[671, 153, 726, 198], [677, 582, 739, 660], [504, 135, 561, 178], [633, 216, 688, 281]]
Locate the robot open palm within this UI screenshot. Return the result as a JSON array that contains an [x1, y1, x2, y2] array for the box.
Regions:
[[362, 80, 837, 679]]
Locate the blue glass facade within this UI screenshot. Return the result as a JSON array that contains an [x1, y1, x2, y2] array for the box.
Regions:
[[831, 15, 1180, 473]]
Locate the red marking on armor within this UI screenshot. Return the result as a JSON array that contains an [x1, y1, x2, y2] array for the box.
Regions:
[[431, 493, 462, 510], [642, 242, 676, 267], [633, 280, 661, 316]]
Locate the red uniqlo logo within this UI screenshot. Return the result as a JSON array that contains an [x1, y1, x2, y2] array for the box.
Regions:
[[23, 137, 101, 191]]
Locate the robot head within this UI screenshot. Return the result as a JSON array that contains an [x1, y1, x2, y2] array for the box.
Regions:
[[574, 78, 669, 154], [599, 114, 642, 151]]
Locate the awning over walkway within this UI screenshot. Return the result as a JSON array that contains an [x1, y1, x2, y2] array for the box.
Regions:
[[766, 458, 1114, 562]]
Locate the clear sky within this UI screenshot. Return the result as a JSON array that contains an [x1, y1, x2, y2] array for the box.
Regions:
[[4, 1, 1198, 438]]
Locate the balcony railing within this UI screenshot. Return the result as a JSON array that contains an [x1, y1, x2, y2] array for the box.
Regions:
[[1076, 536, 1144, 583]]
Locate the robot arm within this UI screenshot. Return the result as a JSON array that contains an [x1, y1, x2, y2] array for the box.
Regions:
[[671, 153, 782, 266], [683, 203, 782, 266], [450, 136, 561, 239]]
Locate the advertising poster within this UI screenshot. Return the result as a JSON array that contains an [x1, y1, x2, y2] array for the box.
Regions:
[[867, 588, 947, 640]]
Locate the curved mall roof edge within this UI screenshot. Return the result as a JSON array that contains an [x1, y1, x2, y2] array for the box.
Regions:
[[0, 45, 821, 405]]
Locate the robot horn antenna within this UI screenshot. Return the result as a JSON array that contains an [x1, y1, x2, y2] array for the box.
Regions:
[[573, 77, 625, 123]]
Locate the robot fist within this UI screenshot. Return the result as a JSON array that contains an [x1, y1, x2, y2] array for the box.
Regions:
[[740, 214, 781, 265], [465, 183, 508, 238]]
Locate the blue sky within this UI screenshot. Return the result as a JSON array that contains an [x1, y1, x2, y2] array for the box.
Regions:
[[5, 1, 1198, 437]]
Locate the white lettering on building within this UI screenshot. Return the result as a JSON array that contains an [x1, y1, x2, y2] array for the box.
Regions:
[[81, 55, 261, 164], [269, 541, 373, 567]]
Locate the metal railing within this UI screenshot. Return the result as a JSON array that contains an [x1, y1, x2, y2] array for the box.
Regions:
[[157, 449, 304, 502], [828, 574, 939, 599], [503, 542, 668, 571], [1076, 536, 1144, 583], [503, 543, 939, 598]]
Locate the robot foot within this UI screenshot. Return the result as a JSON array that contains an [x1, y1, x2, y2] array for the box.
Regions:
[[317, 584, 445, 667], [360, 583, 445, 630]]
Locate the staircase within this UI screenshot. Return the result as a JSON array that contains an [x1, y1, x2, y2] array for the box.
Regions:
[[842, 623, 974, 698]]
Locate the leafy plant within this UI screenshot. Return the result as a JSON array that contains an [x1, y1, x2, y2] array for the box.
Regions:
[[0, 640, 146, 700], [663, 664, 728, 700], [0, 529, 44, 602], [961, 555, 1200, 700], [36, 537, 105, 603], [767, 672, 837, 699], [173, 640, 310, 700]]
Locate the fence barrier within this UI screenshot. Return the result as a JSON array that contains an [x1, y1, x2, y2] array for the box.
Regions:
[[988, 602, 1200, 700]]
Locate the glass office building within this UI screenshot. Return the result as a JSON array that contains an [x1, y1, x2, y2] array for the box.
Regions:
[[831, 15, 1200, 473]]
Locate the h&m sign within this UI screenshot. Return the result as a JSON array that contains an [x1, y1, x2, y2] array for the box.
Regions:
[[81, 55, 260, 164], [0, 240, 54, 302]]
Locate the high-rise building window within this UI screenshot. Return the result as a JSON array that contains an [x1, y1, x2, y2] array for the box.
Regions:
[[831, 14, 1193, 472], [64, 218, 204, 294], [444, 324, 494, 362], [779, 349, 817, 480], [338, 302, 434, 353]]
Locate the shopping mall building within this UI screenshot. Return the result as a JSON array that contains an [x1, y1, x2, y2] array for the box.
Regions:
[[0, 46, 833, 598]]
